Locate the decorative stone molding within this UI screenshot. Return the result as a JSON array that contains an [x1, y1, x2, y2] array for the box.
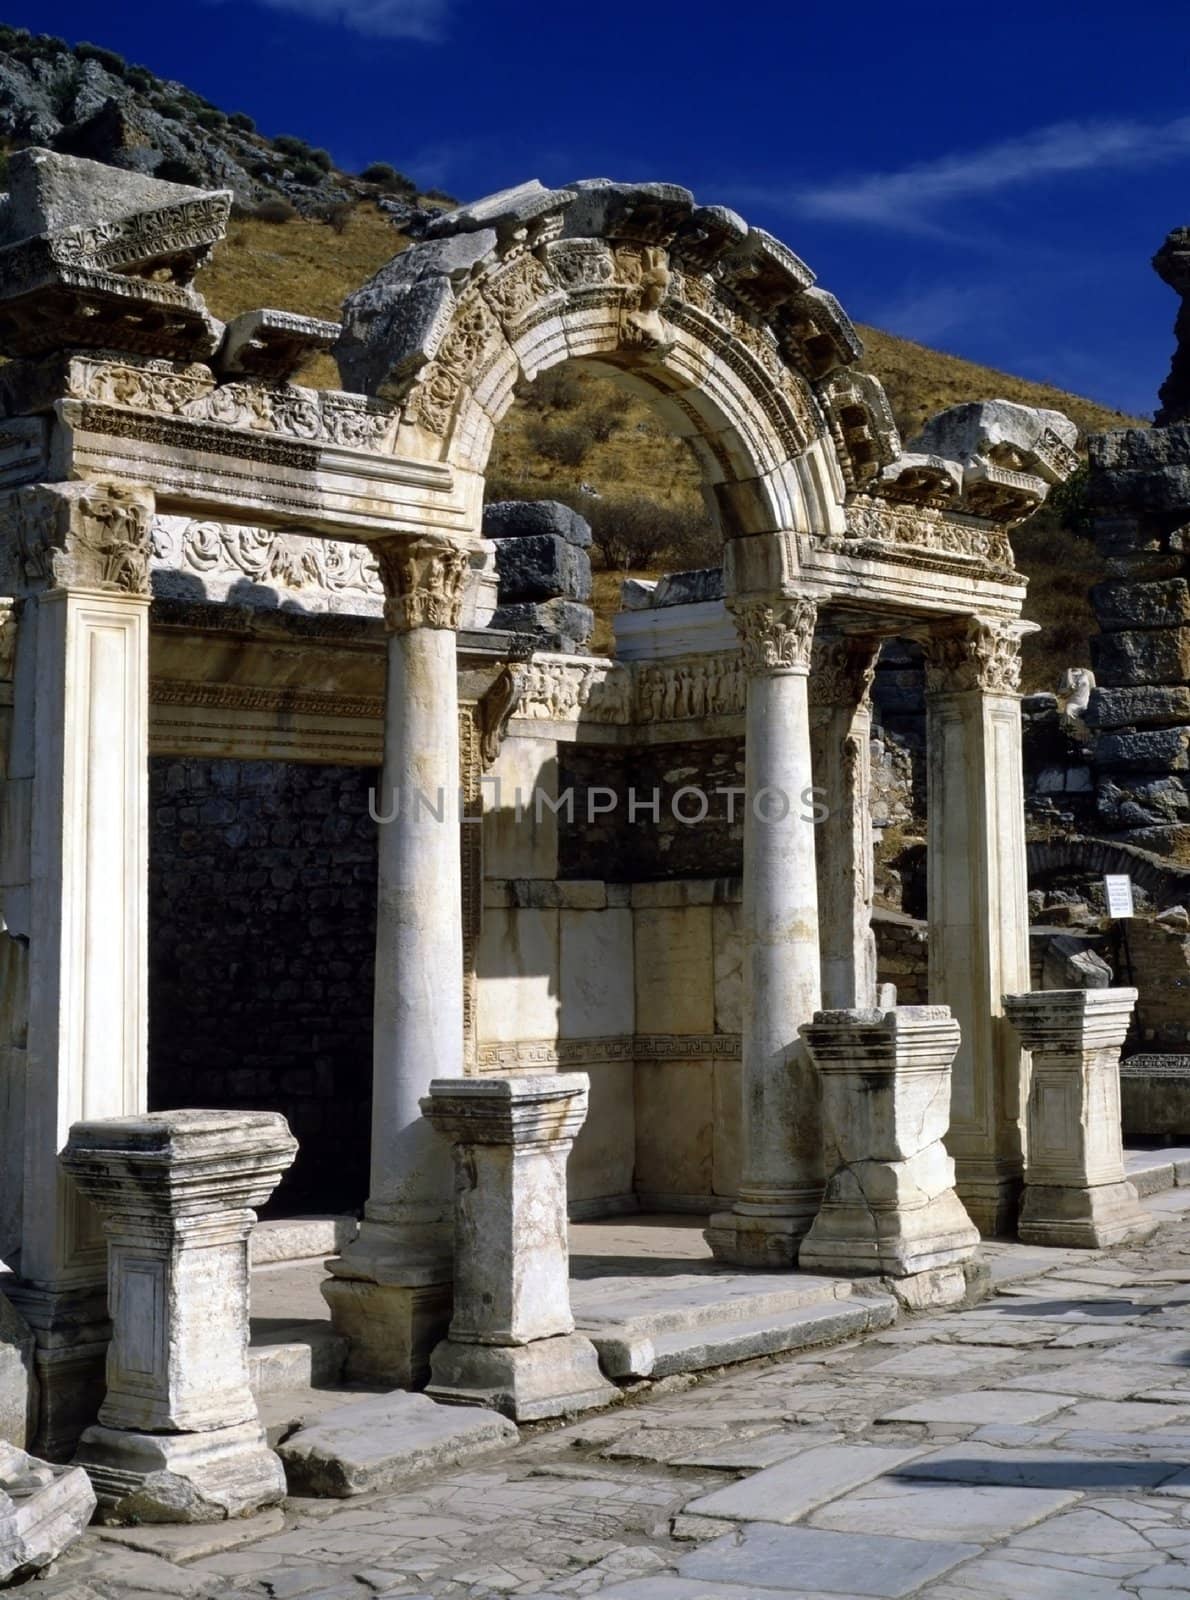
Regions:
[[422, 1075, 616, 1421], [1004, 988, 1155, 1249], [728, 595, 817, 676], [62, 1109, 297, 1523], [473, 1034, 740, 1074], [151, 516, 384, 613], [374, 536, 471, 633], [836, 499, 1016, 578], [922, 617, 1023, 696], [509, 655, 633, 725], [12, 482, 154, 596]]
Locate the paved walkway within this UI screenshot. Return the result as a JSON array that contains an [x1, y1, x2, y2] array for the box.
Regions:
[[42, 1185, 1190, 1599]]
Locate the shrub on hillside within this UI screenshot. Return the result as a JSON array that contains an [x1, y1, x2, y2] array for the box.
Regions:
[[292, 161, 326, 186], [588, 495, 717, 571], [75, 41, 126, 74], [156, 99, 185, 121], [156, 158, 202, 186], [195, 108, 227, 130], [125, 65, 155, 91], [524, 418, 594, 468], [317, 201, 355, 234], [525, 367, 584, 412], [254, 197, 297, 224], [229, 111, 256, 133], [273, 134, 312, 160]]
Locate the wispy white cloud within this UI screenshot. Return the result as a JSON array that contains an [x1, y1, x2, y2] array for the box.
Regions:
[[773, 116, 1190, 233], [864, 282, 998, 347], [241, 0, 449, 41]]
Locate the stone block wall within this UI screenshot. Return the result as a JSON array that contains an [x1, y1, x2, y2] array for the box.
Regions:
[[148, 757, 378, 1215]]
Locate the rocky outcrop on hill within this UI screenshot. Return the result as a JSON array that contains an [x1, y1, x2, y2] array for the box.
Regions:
[[0, 28, 444, 221]]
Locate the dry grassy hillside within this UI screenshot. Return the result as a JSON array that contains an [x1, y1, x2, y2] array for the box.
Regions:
[[196, 210, 1144, 686]]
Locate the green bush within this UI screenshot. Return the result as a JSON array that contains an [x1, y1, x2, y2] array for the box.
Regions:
[[317, 200, 356, 234], [360, 161, 396, 184], [195, 108, 227, 130], [254, 197, 297, 224], [155, 158, 202, 186], [229, 111, 256, 133], [587, 495, 718, 571], [273, 134, 311, 159], [156, 98, 186, 121], [524, 417, 593, 468], [292, 161, 325, 186], [308, 147, 333, 172], [75, 41, 126, 74], [125, 65, 155, 91]]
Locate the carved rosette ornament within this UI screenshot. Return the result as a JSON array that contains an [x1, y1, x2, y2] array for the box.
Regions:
[[729, 596, 818, 677], [923, 618, 1023, 696], [373, 536, 470, 634], [11, 481, 154, 596]]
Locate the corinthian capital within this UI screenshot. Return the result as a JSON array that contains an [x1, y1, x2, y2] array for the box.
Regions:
[[11, 481, 154, 597], [809, 632, 881, 711], [729, 595, 817, 677], [923, 617, 1022, 696], [373, 536, 470, 634]]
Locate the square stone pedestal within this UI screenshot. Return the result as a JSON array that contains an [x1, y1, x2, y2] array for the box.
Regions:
[[799, 1007, 980, 1294], [60, 1110, 297, 1523], [1004, 988, 1155, 1248], [422, 1075, 616, 1421]]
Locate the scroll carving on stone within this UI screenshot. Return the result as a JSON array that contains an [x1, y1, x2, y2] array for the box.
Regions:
[[374, 536, 470, 633], [729, 595, 818, 676], [923, 618, 1023, 696], [13, 482, 153, 596], [151, 517, 383, 610], [810, 634, 880, 712], [405, 295, 502, 437]]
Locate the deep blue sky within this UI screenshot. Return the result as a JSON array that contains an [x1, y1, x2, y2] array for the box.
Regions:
[[10, 0, 1190, 416]]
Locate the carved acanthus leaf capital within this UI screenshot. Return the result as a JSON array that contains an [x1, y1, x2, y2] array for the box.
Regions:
[[809, 633, 881, 711], [923, 617, 1023, 696], [11, 481, 154, 596], [729, 595, 818, 676], [373, 535, 470, 633]]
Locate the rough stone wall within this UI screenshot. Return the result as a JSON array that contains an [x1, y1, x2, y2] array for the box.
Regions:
[[873, 910, 929, 1003], [1116, 917, 1190, 1050], [148, 757, 378, 1215]]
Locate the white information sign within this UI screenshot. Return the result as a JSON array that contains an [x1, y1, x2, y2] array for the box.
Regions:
[[1104, 874, 1135, 919]]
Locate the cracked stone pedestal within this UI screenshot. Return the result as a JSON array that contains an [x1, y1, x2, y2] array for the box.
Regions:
[[1004, 987, 1155, 1248], [423, 1075, 616, 1422], [0, 1440, 95, 1584], [60, 1110, 297, 1524], [799, 1007, 980, 1304]]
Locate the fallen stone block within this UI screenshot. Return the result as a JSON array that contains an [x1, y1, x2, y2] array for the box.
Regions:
[[482, 499, 592, 548], [0, 1440, 95, 1585], [492, 534, 592, 603], [276, 1391, 516, 1497], [490, 599, 594, 650]]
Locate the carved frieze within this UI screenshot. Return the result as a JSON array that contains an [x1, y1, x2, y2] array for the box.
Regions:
[[152, 516, 383, 611], [374, 536, 470, 633], [834, 498, 1016, 579], [508, 655, 633, 724], [12, 481, 154, 596], [729, 595, 818, 676], [923, 618, 1023, 696], [636, 654, 746, 721], [405, 292, 503, 437]]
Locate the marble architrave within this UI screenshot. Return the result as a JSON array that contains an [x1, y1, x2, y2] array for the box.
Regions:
[[1004, 988, 1155, 1249], [62, 1110, 296, 1523], [423, 1074, 615, 1421], [799, 1006, 979, 1282]]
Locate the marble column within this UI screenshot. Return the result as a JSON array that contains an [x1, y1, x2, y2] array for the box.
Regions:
[[1004, 988, 1154, 1248], [810, 633, 881, 1010], [707, 595, 824, 1267], [0, 483, 153, 1459], [63, 1110, 297, 1523], [323, 534, 472, 1385], [800, 1005, 979, 1286], [424, 1074, 615, 1421], [924, 617, 1031, 1237]]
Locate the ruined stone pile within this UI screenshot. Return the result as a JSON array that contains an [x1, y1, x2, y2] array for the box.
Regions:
[[483, 499, 594, 651]]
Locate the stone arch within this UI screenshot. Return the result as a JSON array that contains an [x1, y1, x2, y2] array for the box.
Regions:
[[1027, 837, 1190, 911], [335, 180, 901, 554]]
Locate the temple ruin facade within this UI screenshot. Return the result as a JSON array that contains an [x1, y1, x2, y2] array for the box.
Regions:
[[0, 150, 1125, 1468]]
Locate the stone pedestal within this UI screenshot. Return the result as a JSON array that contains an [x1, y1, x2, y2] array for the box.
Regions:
[[324, 536, 471, 1385], [708, 596, 825, 1267], [61, 1110, 297, 1523], [423, 1075, 615, 1421], [811, 633, 881, 1010], [1004, 988, 1154, 1248], [924, 618, 1032, 1237], [0, 482, 154, 1458], [799, 1006, 979, 1284]]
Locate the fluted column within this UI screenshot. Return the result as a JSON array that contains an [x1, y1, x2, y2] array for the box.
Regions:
[[323, 534, 471, 1385], [924, 616, 1031, 1237], [1, 482, 153, 1458], [810, 633, 880, 1010], [707, 596, 824, 1267]]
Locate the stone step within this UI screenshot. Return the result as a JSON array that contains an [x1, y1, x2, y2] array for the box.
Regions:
[[248, 1319, 347, 1396], [1125, 1147, 1190, 1197], [571, 1270, 855, 1342], [255, 1385, 383, 1451], [590, 1292, 898, 1381], [249, 1214, 358, 1267]]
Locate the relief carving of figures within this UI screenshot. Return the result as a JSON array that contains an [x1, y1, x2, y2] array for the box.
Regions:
[[14, 482, 153, 596], [637, 654, 746, 722], [923, 618, 1023, 696], [729, 595, 818, 676], [508, 657, 632, 724], [152, 517, 382, 602], [374, 536, 470, 633]]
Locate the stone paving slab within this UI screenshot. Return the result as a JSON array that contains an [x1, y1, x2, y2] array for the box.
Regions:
[[808, 1478, 1081, 1542], [681, 1442, 923, 1525], [678, 1524, 981, 1597]]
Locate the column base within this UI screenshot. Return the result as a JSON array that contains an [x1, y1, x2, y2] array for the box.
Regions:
[[322, 1273, 451, 1389], [75, 1419, 285, 1525], [799, 1189, 980, 1279], [705, 1200, 818, 1268], [1019, 1180, 1156, 1250], [427, 1334, 616, 1422], [953, 1165, 1023, 1239], [5, 1282, 109, 1462]]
